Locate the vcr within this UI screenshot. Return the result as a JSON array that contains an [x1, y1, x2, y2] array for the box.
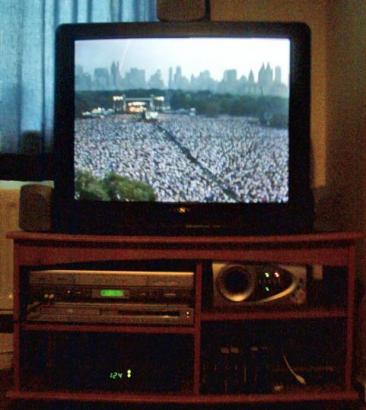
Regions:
[[27, 269, 194, 325]]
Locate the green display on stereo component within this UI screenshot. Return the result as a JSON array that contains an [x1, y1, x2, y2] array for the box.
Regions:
[[100, 289, 125, 297]]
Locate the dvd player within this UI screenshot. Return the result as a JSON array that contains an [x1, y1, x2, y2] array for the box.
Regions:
[[27, 302, 194, 325]]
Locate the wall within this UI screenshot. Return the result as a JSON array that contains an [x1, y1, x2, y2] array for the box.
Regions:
[[0, 188, 18, 311], [326, 0, 366, 231], [0, 187, 19, 369], [325, 0, 366, 384]]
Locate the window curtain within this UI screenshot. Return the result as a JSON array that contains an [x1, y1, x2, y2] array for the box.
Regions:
[[0, 0, 156, 154]]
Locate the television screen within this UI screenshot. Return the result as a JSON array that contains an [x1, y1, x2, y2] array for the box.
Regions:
[[74, 37, 290, 204], [54, 22, 312, 235]]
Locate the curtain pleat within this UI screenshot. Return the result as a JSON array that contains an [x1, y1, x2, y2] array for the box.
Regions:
[[0, 0, 156, 153]]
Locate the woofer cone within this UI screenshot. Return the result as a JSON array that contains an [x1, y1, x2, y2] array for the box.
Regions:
[[216, 264, 255, 302]]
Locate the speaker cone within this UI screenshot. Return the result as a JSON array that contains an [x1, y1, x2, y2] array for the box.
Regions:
[[216, 264, 255, 302]]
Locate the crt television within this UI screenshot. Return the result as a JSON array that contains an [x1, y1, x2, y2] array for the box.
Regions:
[[53, 21, 313, 235]]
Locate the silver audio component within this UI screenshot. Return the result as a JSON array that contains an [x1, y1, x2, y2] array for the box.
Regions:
[[27, 302, 194, 325], [212, 263, 306, 307], [27, 269, 194, 325]]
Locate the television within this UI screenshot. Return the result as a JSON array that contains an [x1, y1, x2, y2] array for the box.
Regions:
[[53, 21, 313, 235]]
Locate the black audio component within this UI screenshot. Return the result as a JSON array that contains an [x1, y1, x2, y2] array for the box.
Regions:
[[201, 343, 273, 394], [246, 345, 272, 393], [212, 263, 306, 308], [202, 344, 247, 394], [38, 333, 191, 392]]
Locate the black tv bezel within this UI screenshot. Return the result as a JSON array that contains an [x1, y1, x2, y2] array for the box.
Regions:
[[53, 21, 313, 236]]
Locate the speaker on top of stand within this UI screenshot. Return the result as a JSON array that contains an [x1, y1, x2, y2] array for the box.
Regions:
[[157, 0, 209, 22], [19, 184, 53, 232]]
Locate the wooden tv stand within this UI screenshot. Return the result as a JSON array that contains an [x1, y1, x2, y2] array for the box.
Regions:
[[6, 231, 363, 406]]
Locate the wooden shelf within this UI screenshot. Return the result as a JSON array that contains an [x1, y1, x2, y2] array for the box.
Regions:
[[7, 230, 364, 245], [7, 231, 363, 267], [20, 307, 347, 332], [7, 231, 363, 406], [201, 307, 347, 321], [21, 322, 196, 334], [6, 386, 360, 404]]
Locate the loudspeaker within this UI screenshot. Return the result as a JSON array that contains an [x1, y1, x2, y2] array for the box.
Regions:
[[19, 184, 53, 232], [213, 263, 255, 305], [157, 0, 209, 21], [212, 262, 306, 307]]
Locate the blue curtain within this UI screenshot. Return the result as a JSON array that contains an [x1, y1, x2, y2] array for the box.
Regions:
[[0, 0, 156, 153]]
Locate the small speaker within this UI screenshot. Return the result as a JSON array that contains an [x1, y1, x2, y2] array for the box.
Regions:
[[157, 0, 208, 21], [19, 184, 53, 232], [212, 262, 307, 307]]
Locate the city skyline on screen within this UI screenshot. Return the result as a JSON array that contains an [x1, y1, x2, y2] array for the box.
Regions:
[[75, 37, 290, 91]]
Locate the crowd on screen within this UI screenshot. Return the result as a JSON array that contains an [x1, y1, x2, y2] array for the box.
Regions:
[[74, 114, 289, 203]]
